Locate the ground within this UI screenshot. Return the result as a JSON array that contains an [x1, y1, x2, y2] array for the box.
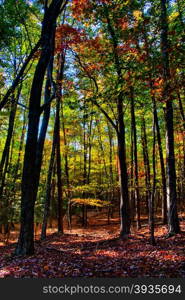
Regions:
[[0, 212, 185, 278]]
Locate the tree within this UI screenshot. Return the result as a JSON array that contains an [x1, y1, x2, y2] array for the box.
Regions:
[[14, 0, 68, 256], [160, 0, 180, 235]]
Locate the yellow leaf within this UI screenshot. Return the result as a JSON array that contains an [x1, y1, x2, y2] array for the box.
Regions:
[[133, 10, 142, 21], [169, 11, 179, 22]]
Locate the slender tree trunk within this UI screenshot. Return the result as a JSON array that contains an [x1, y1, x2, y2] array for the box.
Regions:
[[104, 5, 130, 237], [161, 0, 180, 235], [142, 17, 167, 224], [12, 110, 26, 191], [130, 121, 135, 223], [96, 120, 108, 178], [149, 109, 156, 245], [35, 56, 54, 194], [152, 97, 167, 224], [82, 103, 87, 228], [56, 98, 63, 234], [141, 116, 151, 215], [61, 100, 71, 229], [117, 95, 130, 237], [87, 114, 93, 185], [41, 133, 56, 240], [130, 86, 141, 229], [107, 123, 114, 221], [40, 62, 58, 240], [0, 98, 17, 197], [55, 52, 65, 234]]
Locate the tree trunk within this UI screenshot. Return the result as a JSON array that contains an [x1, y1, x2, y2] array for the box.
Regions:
[[130, 120, 135, 223], [117, 98, 130, 237], [61, 100, 71, 229], [56, 96, 63, 234], [55, 52, 65, 234], [82, 102, 88, 228], [35, 56, 54, 192], [149, 109, 156, 245], [0, 97, 17, 198], [142, 16, 167, 224], [130, 86, 141, 229], [14, 0, 66, 256], [152, 97, 167, 224], [104, 5, 130, 237], [141, 116, 151, 215], [161, 0, 180, 235], [107, 123, 114, 221]]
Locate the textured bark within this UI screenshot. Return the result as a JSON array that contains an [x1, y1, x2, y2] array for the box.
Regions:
[[14, 0, 67, 256], [61, 100, 71, 229], [56, 97, 63, 234], [130, 87, 141, 229], [149, 110, 156, 245], [141, 116, 151, 214], [142, 22, 167, 225], [107, 123, 114, 222], [161, 0, 180, 234], [105, 5, 130, 237], [152, 98, 167, 224], [130, 125, 135, 222], [82, 103, 88, 228], [117, 125, 131, 237], [56, 53, 65, 234], [35, 56, 54, 192]]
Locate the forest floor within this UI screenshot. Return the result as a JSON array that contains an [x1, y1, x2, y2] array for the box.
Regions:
[[0, 212, 185, 278]]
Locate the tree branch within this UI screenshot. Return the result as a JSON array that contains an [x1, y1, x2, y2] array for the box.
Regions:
[[0, 39, 41, 111], [73, 51, 118, 132]]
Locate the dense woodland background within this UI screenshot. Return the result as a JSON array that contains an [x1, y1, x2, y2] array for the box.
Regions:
[[0, 0, 185, 277]]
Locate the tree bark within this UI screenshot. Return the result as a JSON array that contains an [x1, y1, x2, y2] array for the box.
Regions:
[[104, 5, 131, 237], [141, 116, 151, 215], [161, 0, 180, 234], [152, 97, 167, 224], [149, 108, 156, 245], [14, 0, 67, 256], [130, 86, 141, 229]]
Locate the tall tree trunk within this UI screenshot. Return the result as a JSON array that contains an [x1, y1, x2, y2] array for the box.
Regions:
[[82, 102, 87, 228], [0, 97, 17, 198], [107, 123, 114, 221], [14, 0, 67, 256], [117, 119, 130, 237], [55, 52, 65, 234], [61, 100, 71, 229], [35, 56, 54, 193], [149, 109, 156, 245], [141, 116, 151, 215], [56, 97, 63, 234], [130, 86, 141, 229], [87, 113, 93, 185], [161, 0, 180, 235], [96, 120, 108, 178], [11, 109, 26, 192], [41, 117, 57, 240], [142, 16, 167, 224], [152, 97, 167, 224], [104, 5, 130, 237]]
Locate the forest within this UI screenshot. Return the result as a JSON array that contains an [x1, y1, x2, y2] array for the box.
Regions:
[[0, 0, 185, 278]]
